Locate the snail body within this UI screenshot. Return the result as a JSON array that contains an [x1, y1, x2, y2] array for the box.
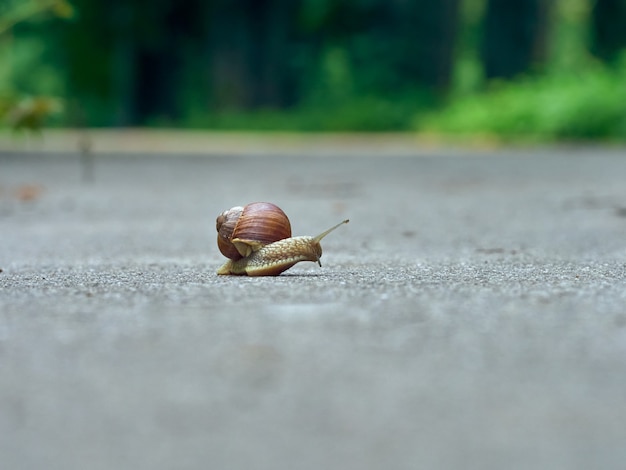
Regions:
[[216, 202, 348, 276]]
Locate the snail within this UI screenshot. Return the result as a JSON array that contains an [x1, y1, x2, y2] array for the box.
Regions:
[[216, 202, 349, 276]]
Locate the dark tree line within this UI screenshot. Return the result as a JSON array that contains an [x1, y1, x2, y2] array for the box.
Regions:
[[591, 0, 626, 63], [49, 0, 626, 126]]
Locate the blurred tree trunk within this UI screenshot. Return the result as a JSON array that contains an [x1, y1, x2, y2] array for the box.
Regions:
[[481, 0, 551, 79], [406, 0, 461, 91], [208, 2, 250, 109], [133, 1, 195, 124], [248, 0, 299, 107], [208, 0, 298, 110], [63, 0, 116, 126], [110, 1, 135, 126], [134, 49, 178, 124], [591, 0, 626, 63]]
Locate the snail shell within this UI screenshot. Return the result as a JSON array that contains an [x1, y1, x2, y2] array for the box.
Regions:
[[216, 202, 292, 261]]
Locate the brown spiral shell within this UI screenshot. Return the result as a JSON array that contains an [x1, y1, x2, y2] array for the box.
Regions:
[[216, 202, 292, 260]]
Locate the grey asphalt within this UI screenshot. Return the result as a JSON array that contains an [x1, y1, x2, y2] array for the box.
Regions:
[[1, 146, 626, 470]]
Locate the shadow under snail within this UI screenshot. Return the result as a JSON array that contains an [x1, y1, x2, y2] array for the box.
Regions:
[[216, 202, 349, 276]]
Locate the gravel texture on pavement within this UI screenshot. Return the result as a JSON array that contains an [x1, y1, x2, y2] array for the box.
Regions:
[[1, 147, 626, 470]]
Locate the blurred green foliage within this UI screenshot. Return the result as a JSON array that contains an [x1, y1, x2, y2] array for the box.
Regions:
[[0, 0, 72, 132], [1, 0, 625, 140], [0, 0, 73, 35], [421, 0, 626, 140], [418, 57, 626, 140], [184, 94, 426, 132]]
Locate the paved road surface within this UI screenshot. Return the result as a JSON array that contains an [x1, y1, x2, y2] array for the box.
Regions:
[[1, 146, 626, 469]]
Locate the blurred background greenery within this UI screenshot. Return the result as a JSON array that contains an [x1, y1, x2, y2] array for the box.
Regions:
[[1, 0, 625, 140]]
